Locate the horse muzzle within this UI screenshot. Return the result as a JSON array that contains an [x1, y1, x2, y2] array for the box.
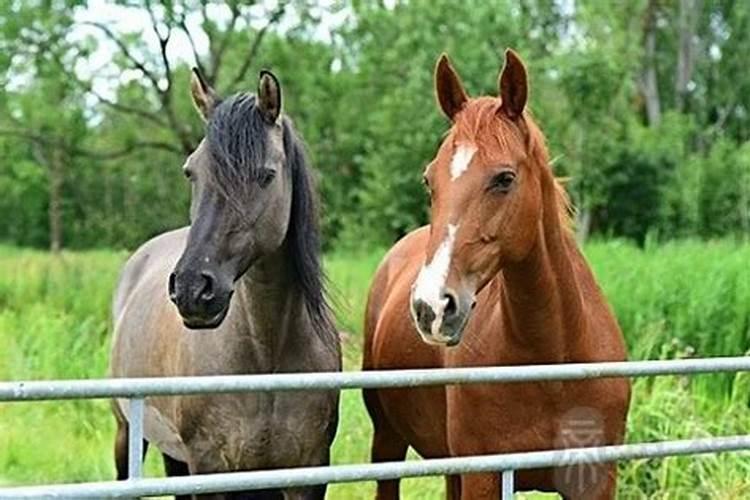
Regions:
[[168, 267, 233, 330], [409, 287, 474, 346]]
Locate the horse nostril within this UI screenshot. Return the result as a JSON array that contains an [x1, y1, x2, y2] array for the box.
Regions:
[[199, 271, 216, 302], [443, 292, 458, 319], [412, 298, 435, 332], [168, 272, 177, 302]]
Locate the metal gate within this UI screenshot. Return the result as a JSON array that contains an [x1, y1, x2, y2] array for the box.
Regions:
[[1, 356, 750, 499]]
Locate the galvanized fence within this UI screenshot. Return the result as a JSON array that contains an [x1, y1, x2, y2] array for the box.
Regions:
[[1, 356, 750, 499]]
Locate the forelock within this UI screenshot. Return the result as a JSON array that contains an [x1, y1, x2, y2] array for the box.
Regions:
[[451, 97, 523, 160], [204, 93, 269, 203]]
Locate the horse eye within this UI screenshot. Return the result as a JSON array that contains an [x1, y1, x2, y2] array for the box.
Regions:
[[489, 171, 516, 192], [258, 169, 276, 188]]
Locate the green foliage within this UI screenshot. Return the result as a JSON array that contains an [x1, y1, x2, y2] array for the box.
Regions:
[[697, 140, 750, 236], [1, 242, 749, 496], [585, 239, 750, 366], [593, 148, 675, 244], [0, 144, 48, 246], [335, 0, 566, 245], [1, 1, 750, 249]]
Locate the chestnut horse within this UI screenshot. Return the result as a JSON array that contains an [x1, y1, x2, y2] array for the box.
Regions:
[[111, 69, 340, 499], [363, 50, 630, 499]]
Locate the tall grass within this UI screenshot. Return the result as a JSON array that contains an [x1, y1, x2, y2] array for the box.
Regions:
[[0, 240, 748, 497], [587, 239, 750, 362]]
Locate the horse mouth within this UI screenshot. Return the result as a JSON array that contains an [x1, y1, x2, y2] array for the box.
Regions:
[[181, 304, 230, 330], [417, 331, 462, 347]]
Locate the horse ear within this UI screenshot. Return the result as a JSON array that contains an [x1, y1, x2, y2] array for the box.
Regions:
[[435, 53, 469, 121], [258, 70, 282, 124], [498, 49, 528, 120], [190, 68, 217, 122]]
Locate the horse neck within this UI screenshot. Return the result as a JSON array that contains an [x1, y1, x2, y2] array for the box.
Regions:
[[498, 166, 584, 362], [235, 240, 307, 366]]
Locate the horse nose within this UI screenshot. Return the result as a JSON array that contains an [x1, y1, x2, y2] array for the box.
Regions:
[[411, 287, 469, 345], [169, 264, 233, 329], [168, 272, 178, 303], [197, 270, 216, 303], [168, 269, 216, 307], [412, 291, 458, 334], [442, 290, 458, 321], [412, 298, 437, 334]]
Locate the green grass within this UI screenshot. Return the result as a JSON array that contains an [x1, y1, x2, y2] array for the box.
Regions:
[[1, 240, 749, 497]]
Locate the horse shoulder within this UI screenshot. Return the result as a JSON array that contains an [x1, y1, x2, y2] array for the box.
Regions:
[[111, 228, 190, 374], [362, 226, 450, 458], [110, 228, 195, 461], [113, 228, 189, 323], [561, 239, 631, 428], [364, 227, 428, 358], [364, 226, 449, 373], [369, 226, 430, 315], [565, 239, 628, 363]]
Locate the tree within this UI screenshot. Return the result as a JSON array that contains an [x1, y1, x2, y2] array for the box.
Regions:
[[333, 0, 568, 245], [1, 0, 749, 250], [79, 0, 294, 157], [0, 0, 308, 249], [0, 0, 87, 251]]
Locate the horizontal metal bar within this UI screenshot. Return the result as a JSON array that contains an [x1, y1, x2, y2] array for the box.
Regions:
[[1, 435, 748, 498], [1, 356, 749, 402]]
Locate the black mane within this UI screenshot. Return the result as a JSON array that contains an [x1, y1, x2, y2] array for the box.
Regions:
[[206, 93, 267, 202], [205, 93, 337, 348]]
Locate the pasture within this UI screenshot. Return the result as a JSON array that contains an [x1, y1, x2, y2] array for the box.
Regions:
[[0, 240, 749, 498]]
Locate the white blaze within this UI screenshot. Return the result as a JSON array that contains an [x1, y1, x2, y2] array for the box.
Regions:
[[449, 144, 477, 180], [412, 224, 458, 338]]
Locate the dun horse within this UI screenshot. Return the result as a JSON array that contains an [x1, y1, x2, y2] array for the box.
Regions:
[[363, 50, 630, 499], [111, 69, 341, 499]]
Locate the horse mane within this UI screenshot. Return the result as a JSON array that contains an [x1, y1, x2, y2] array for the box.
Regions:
[[205, 93, 337, 348], [452, 97, 573, 231], [281, 117, 339, 347]]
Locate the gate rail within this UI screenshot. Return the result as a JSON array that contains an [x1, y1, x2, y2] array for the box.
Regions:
[[1, 356, 750, 499]]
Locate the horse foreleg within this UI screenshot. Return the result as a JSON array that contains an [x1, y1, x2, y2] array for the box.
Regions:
[[371, 428, 408, 500], [224, 490, 284, 499], [363, 389, 408, 500], [112, 401, 149, 481], [113, 418, 129, 480], [459, 473, 499, 500], [558, 463, 617, 500], [282, 450, 329, 500], [445, 475, 461, 500], [162, 453, 191, 500], [282, 485, 326, 500]]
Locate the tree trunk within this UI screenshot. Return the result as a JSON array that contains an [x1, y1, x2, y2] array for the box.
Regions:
[[675, 0, 700, 112], [741, 168, 750, 238], [48, 147, 64, 253], [31, 142, 63, 253], [641, 0, 662, 126], [575, 206, 593, 245], [104, 163, 113, 245]]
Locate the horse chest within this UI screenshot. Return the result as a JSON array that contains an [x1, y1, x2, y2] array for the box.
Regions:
[[177, 390, 335, 472], [447, 383, 553, 438], [445, 378, 620, 458]]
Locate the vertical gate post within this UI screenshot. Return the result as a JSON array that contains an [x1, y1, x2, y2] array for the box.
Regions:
[[128, 397, 145, 480], [501, 469, 514, 500]]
